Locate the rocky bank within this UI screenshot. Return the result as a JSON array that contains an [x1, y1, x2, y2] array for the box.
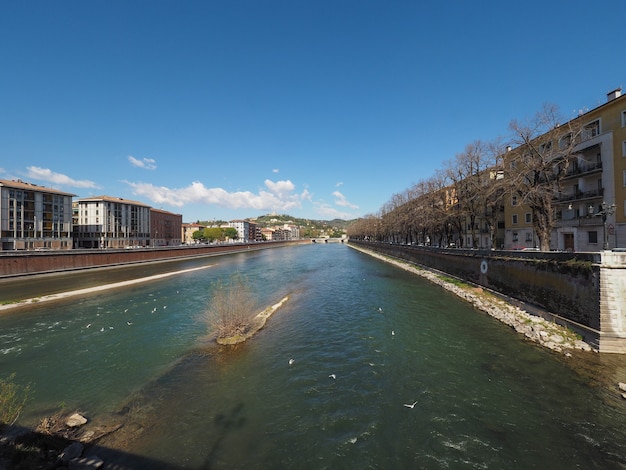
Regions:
[[349, 244, 594, 355]]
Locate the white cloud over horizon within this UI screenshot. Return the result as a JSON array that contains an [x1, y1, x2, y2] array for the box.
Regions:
[[124, 178, 304, 212], [314, 202, 354, 220], [11, 164, 361, 220], [25, 166, 99, 189], [332, 190, 359, 210]]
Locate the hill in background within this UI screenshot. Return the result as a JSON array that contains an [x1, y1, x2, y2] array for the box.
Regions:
[[197, 214, 356, 238]]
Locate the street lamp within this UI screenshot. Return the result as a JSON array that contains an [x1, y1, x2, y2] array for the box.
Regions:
[[588, 201, 617, 250]]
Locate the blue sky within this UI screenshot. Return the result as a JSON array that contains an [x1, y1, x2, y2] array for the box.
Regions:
[[1, 1, 624, 222]]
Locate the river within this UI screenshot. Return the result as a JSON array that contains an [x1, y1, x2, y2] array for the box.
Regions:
[[1, 243, 626, 468]]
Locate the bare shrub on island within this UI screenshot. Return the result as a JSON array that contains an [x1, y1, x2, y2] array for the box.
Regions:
[[204, 275, 258, 341]]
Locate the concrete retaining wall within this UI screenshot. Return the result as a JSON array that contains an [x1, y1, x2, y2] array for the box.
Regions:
[[0, 241, 302, 278]]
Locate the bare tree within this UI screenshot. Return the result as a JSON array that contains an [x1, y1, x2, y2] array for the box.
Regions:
[[482, 139, 508, 249], [507, 104, 582, 251]]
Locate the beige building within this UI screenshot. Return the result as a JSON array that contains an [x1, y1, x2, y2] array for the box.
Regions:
[[182, 222, 205, 244], [504, 88, 626, 251], [0, 179, 75, 250], [74, 195, 151, 248]]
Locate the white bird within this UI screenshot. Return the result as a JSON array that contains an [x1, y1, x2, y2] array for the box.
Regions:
[[127, 321, 133, 326], [378, 307, 383, 312], [124, 309, 128, 313], [288, 359, 295, 365], [391, 330, 395, 336], [109, 326, 114, 330], [100, 327, 105, 332], [163, 306, 167, 309], [404, 401, 417, 409], [86, 324, 91, 328], [329, 374, 336, 379]]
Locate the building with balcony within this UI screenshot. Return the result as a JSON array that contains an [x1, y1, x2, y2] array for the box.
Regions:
[[74, 196, 151, 248], [503, 88, 626, 251], [551, 89, 626, 251], [0, 179, 75, 251]]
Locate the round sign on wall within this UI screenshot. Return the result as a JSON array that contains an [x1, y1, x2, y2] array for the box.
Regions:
[[480, 259, 488, 274]]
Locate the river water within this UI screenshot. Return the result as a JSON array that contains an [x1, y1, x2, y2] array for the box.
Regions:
[[2, 243, 626, 468]]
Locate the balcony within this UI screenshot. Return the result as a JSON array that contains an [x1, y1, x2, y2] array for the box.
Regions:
[[562, 160, 602, 180], [554, 187, 604, 204], [554, 215, 602, 228]]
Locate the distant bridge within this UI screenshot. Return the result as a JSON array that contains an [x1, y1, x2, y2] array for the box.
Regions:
[[310, 238, 346, 244]]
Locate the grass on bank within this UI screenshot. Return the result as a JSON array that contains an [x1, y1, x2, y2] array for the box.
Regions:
[[202, 274, 258, 341], [0, 374, 30, 429]]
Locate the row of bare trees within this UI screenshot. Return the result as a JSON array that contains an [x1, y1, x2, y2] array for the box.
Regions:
[[348, 104, 584, 251]]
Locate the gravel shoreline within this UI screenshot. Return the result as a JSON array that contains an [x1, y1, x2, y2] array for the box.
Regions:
[[0, 264, 216, 312]]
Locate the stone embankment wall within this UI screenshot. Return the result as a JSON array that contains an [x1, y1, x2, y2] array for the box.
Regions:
[[0, 240, 303, 278], [351, 241, 626, 353]]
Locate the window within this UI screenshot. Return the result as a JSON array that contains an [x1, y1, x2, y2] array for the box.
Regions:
[[525, 213, 532, 223], [622, 110, 626, 127], [512, 214, 518, 224], [623, 140, 626, 157], [623, 170, 626, 187], [559, 133, 572, 149], [512, 231, 518, 242], [525, 232, 533, 242], [512, 195, 518, 206], [589, 231, 598, 244], [582, 119, 600, 140]]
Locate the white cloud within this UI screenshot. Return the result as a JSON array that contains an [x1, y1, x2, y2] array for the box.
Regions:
[[314, 202, 354, 220], [128, 156, 157, 170], [124, 179, 303, 212], [272, 168, 279, 173], [335, 181, 344, 187], [300, 188, 313, 202], [264, 179, 295, 197], [26, 166, 98, 189], [332, 190, 359, 209]]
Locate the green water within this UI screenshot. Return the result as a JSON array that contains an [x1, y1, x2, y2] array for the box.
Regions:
[[1, 244, 626, 468]]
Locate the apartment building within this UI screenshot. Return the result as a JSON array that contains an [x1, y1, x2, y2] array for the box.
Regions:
[[248, 221, 262, 242], [74, 195, 151, 248], [504, 88, 626, 251], [228, 220, 250, 242], [150, 208, 183, 246], [260, 227, 275, 241], [0, 179, 75, 250], [181, 222, 205, 244]]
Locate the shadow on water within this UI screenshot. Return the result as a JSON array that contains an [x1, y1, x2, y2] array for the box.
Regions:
[[85, 344, 251, 469], [1, 423, 181, 470], [2, 344, 250, 469], [200, 403, 246, 470]]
